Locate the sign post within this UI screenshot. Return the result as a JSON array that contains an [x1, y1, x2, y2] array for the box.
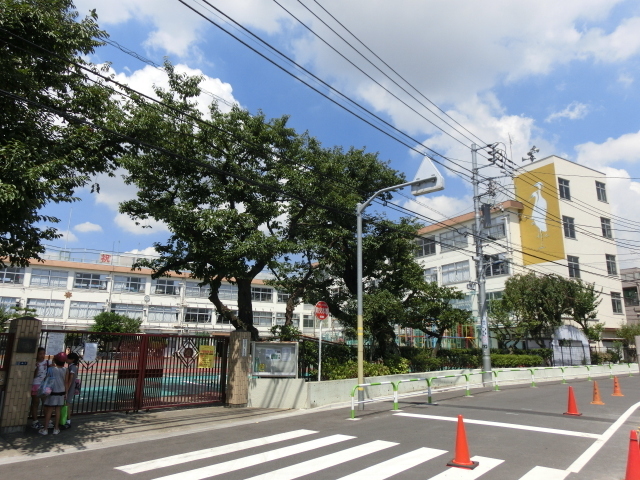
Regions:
[[315, 301, 329, 382]]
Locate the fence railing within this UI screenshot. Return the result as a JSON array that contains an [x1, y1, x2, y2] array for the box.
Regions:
[[39, 330, 229, 415], [349, 363, 636, 419]]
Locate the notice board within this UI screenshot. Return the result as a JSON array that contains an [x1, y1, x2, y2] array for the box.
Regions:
[[252, 342, 298, 378]]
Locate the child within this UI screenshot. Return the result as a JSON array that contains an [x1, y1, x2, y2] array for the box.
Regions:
[[30, 347, 49, 429], [64, 352, 80, 429], [38, 352, 67, 436]]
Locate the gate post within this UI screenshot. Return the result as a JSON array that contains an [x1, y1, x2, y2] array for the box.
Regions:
[[226, 331, 251, 408], [0, 316, 42, 434]]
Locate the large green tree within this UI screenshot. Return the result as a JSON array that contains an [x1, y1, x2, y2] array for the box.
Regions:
[[119, 64, 405, 340], [0, 0, 122, 267]]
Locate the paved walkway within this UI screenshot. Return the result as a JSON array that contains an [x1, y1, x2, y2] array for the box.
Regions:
[[0, 405, 292, 462]]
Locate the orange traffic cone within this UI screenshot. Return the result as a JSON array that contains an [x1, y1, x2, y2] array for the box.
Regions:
[[446, 415, 479, 470], [624, 430, 640, 480], [613, 376, 625, 397], [590, 381, 605, 405], [564, 386, 582, 416]]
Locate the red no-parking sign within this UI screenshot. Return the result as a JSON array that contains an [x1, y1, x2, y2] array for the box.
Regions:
[[315, 301, 329, 320]]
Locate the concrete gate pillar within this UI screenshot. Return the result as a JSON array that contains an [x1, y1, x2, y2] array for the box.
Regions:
[[226, 330, 251, 407], [0, 316, 42, 434]]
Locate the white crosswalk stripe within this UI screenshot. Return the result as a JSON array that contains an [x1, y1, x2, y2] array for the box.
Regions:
[[517, 466, 569, 479], [335, 447, 448, 480], [426, 456, 505, 479], [150, 434, 354, 480], [243, 440, 397, 480], [115, 429, 317, 474]]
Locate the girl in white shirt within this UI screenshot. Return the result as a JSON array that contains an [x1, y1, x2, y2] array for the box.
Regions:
[[30, 347, 49, 429]]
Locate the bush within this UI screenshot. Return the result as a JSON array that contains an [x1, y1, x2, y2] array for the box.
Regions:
[[410, 351, 443, 372], [490, 354, 543, 368], [322, 360, 391, 380], [383, 355, 411, 374]]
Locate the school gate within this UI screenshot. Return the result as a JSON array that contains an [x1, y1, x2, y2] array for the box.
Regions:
[[38, 330, 229, 415]]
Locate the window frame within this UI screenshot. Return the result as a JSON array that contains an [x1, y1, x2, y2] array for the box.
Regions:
[[275, 312, 300, 326], [218, 284, 238, 300], [562, 216, 576, 239], [601, 217, 612, 239], [611, 292, 623, 314], [184, 307, 213, 323], [147, 305, 179, 323], [74, 272, 108, 290], [558, 178, 571, 200], [113, 275, 146, 294], [440, 229, 468, 252], [152, 278, 180, 296], [111, 303, 144, 319], [251, 287, 273, 302], [424, 267, 438, 284], [415, 236, 436, 257], [185, 281, 211, 298], [0, 267, 25, 285], [606, 254, 617, 276], [595, 181, 608, 203], [567, 255, 581, 279], [26, 298, 64, 317], [441, 260, 471, 285], [30, 269, 68, 288], [69, 301, 104, 319], [483, 254, 509, 277], [253, 310, 273, 326]]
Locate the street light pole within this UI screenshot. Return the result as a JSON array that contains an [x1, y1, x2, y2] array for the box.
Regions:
[[356, 177, 437, 409]]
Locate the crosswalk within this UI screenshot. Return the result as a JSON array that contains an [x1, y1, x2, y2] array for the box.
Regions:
[[114, 429, 567, 479]]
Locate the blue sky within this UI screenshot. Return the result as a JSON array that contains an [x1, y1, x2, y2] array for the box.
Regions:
[[45, 0, 640, 265]]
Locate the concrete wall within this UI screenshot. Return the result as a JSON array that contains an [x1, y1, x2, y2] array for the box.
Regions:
[[247, 378, 308, 409]]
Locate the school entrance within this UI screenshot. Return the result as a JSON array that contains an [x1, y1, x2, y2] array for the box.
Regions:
[[38, 330, 229, 415]]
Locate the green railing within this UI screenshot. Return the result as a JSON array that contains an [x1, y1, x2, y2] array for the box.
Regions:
[[349, 363, 635, 419]]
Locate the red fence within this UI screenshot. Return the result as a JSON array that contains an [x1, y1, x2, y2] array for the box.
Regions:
[[39, 330, 229, 415]]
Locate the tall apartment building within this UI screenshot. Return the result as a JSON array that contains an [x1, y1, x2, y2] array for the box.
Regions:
[[412, 155, 625, 345], [0, 247, 341, 339]]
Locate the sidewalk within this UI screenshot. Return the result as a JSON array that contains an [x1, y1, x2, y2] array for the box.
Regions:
[[0, 405, 292, 463]]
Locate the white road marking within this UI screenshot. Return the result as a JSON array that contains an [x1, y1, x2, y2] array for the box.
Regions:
[[150, 434, 354, 480], [394, 413, 600, 439], [427, 456, 504, 479], [115, 429, 316, 474], [518, 466, 569, 479], [567, 400, 640, 473], [242, 440, 398, 480], [334, 447, 448, 480]]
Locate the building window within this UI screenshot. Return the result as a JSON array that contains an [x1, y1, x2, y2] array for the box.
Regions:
[[568, 256, 580, 279], [484, 254, 509, 277], [30, 269, 68, 288], [596, 181, 607, 203], [26, 299, 64, 317], [113, 275, 146, 293], [0, 267, 25, 284], [69, 301, 104, 319], [152, 279, 180, 295], [111, 303, 143, 319], [251, 287, 273, 302], [424, 267, 438, 284], [449, 294, 473, 311], [606, 254, 617, 276], [277, 291, 291, 303], [484, 222, 506, 240], [275, 312, 300, 326], [601, 218, 612, 239], [558, 178, 571, 200], [486, 291, 503, 314], [74, 272, 107, 290], [185, 307, 212, 323], [562, 216, 576, 239], [216, 311, 233, 324], [185, 282, 211, 298], [303, 314, 314, 328], [440, 229, 468, 251], [0, 297, 19, 308], [253, 311, 273, 326], [623, 288, 639, 307], [611, 292, 623, 314], [415, 236, 436, 257], [441, 261, 470, 285], [148, 306, 178, 323], [218, 284, 237, 300]]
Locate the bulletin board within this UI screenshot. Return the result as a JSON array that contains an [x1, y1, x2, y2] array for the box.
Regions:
[[251, 342, 298, 378]]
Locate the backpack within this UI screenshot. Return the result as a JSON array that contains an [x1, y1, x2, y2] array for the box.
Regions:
[[74, 377, 81, 396]]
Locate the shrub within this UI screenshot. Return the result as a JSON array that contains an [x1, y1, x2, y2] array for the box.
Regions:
[[490, 354, 543, 368], [410, 351, 443, 372], [383, 355, 411, 374], [322, 360, 391, 380]]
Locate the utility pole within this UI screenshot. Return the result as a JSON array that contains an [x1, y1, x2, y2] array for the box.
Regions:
[[472, 144, 492, 384]]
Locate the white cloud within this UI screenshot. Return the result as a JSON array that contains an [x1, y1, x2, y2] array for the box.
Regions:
[[618, 73, 634, 87], [114, 213, 170, 235], [126, 247, 158, 257], [56, 230, 78, 243], [401, 194, 474, 223], [575, 130, 640, 169], [74, 222, 103, 233], [545, 102, 589, 123]]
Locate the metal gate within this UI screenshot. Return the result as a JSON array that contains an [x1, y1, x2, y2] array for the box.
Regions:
[[0, 332, 14, 417], [39, 330, 229, 415]]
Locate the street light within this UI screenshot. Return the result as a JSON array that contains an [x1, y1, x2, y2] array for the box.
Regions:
[[356, 158, 444, 409]]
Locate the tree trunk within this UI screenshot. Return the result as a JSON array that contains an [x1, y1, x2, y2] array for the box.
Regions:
[[236, 278, 259, 341]]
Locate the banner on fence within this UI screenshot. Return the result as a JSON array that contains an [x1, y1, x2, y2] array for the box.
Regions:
[[198, 345, 215, 368], [45, 333, 65, 355]]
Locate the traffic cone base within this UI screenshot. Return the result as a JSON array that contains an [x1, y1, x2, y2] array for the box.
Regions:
[[564, 386, 582, 416], [613, 376, 624, 397], [447, 415, 479, 470], [624, 429, 640, 480], [590, 381, 605, 405]]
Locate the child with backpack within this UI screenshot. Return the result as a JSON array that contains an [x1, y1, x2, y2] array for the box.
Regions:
[[38, 352, 67, 436], [30, 347, 49, 429], [63, 352, 80, 429]]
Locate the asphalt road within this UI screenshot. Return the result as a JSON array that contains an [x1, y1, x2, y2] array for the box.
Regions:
[[1, 375, 638, 480]]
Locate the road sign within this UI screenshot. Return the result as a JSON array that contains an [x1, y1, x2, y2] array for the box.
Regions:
[[411, 156, 445, 196], [315, 301, 329, 320]]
